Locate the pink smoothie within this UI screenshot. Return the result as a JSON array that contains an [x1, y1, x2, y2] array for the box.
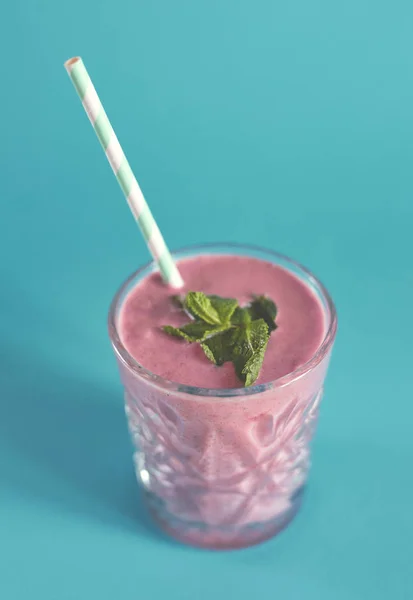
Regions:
[[120, 255, 326, 388], [114, 253, 334, 548]]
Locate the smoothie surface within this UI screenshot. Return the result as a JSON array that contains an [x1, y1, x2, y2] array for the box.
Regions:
[[119, 255, 326, 388]]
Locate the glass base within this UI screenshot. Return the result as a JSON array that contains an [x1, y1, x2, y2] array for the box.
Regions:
[[145, 486, 305, 550]]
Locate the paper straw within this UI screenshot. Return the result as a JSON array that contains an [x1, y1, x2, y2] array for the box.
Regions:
[[64, 57, 184, 289]]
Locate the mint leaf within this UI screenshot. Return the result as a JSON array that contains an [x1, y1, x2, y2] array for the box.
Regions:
[[201, 330, 236, 366], [162, 325, 194, 342], [232, 319, 270, 386], [184, 292, 238, 325], [162, 322, 226, 342], [242, 320, 270, 386], [231, 306, 252, 327], [208, 295, 238, 324], [248, 296, 277, 332], [184, 292, 222, 325]]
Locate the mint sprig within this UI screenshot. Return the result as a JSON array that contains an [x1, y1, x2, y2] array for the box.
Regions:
[[162, 291, 278, 387]]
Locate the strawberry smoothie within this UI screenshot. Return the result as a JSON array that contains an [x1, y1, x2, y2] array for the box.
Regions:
[[109, 245, 337, 549]]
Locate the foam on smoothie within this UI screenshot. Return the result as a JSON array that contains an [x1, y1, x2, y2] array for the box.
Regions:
[[119, 255, 326, 388]]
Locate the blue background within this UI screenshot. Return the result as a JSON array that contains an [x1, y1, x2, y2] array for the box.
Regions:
[[1, 1, 412, 598]]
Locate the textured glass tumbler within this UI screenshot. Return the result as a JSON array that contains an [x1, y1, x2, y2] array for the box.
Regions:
[[108, 244, 337, 549]]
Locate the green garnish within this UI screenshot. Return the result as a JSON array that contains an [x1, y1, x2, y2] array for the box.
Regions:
[[162, 291, 278, 386], [163, 322, 228, 343], [248, 295, 278, 332]]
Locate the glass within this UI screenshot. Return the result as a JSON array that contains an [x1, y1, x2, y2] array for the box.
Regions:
[[108, 244, 337, 549]]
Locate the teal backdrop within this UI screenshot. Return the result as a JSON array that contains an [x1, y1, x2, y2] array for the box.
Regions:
[[1, 1, 412, 598]]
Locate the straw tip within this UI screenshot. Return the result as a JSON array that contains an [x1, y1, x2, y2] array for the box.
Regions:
[[169, 272, 185, 289], [64, 56, 82, 72]]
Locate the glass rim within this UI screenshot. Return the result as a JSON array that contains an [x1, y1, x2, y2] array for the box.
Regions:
[[108, 243, 337, 398]]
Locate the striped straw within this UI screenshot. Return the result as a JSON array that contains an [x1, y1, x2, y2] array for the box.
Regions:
[[64, 56, 184, 289]]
